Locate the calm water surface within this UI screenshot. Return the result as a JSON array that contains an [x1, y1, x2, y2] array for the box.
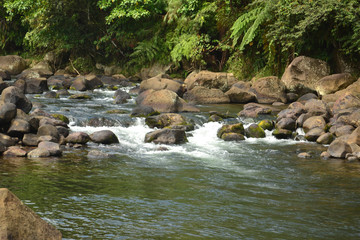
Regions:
[[1, 88, 360, 239]]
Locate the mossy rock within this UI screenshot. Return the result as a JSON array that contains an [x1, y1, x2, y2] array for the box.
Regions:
[[145, 116, 163, 128], [258, 119, 274, 131], [209, 111, 235, 119], [245, 124, 266, 138], [217, 123, 245, 138], [272, 128, 293, 139], [208, 114, 223, 122], [107, 86, 119, 90], [68, 94, 92, 99], [221, 133, 245, 141], [106, 109, 128, 114], [51, 114, 70, 124]]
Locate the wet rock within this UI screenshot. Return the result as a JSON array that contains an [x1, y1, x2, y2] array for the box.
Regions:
[[276, 117, 296, 131], [302, 116, 326, 133], [47, 75, 68, 89], [65, 132, 90, 144], [272, 129, 293, 139], [56, 89, 70, 96], [217, 123, 245, 139], [145, 113, 193, 130], [22, 134, 39, 146], [56, 126, 70, 138], [184, 70, 238, 92], [27, 148, 51, 158], [44, 91, 59, 99], [3, 146, 27, 157], [183, 86, 230, 104], [84, 74, 103, 90], [51, 114, 69, 124], [131, 105, 159, 117], [7, 119, 30, 138], [90, 130, 119, 144], [106, 109, 128, 114], [208, 114, 223, 122], [281, 56, 330, 94], [0, 55, 27, 75], [0, 102, 17, 124], [258, 119, 274, 131], [0, 133, 18, 147], [25, 78, 48, 94], [245, 124, 266, 138], [221, 132, 245, 141], [141, 89, 199, 113], [238, 103, 273, 118], [85, 117, 117, 127], [101, 76, 131, 87], [145, 129, 188, 144], [38, 141, 62, 156], [316, 73, 356, 96], [68, 93, 92, 100], [37, 124, 60, 142], [225, 85, 256, 103], [320, 151, 331, 160], [316, 132, 335, 145], [1, 86, 32, 113], [305, 128, 324, 142], [298, 152, 311, 158], [0, 188, 62, 239], [251, 76, 287, 103], [327, 139, 352, 158], [113, 89, 131, 104], [140, 76, 185, 96]]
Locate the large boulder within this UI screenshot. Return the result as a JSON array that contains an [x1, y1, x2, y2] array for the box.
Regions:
[[7, 119, 31, 137], [281, 56, 330, 94], [225, 85, 256, 103], [37, 124, 60, 142], [251, 76, 287, 103], [17, 67, 53, 80], [315, 73, 356, 96], [245, 124, 266, 138], [141, 89, 199, 113], [183, 86, 230, 104], [0, 102, 17, 124], [302, 116, 326, 133], [238, 103, 273, 118], [144, 128, 187, 144], [0, 188, 62, 239], [145, 113, 193, 130], [130, 105, 159, 118], [327, 139, 352, 158], [90, 130, 119, 144], [65, 132, 90, 144], [305, 127, 325, 142], [346, 127, 360, 146], [332, 93, 360, 115], [322, 78, 360, 103], [0, 55, 27, 75], [25, 78, 48, 94], [140, 76, 185, 96], [37, 141, 62, 156], [276, 118, 296, 131], [217, 123, 245, 139], [0, 86, 32, 113], [184, 70, 238, 92]]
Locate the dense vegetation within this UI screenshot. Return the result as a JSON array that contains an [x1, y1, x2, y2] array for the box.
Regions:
[[1, 0, 359, 77]]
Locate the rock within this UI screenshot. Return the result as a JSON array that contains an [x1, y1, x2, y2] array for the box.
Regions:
[[320, 151, 331, 160], [183, 86, 230, 104], [56, 89, 70, 96], [17, 67, 53, 79], [277, 107, 305, 121], [0, 143, 6, 153], [84, 74, 103, 90], [39, 117, 68, 128], [217, 123, 245, 138], [0, 102, 17, 124], [297, 93, 318, 103], [140, 76, 185, 96], [0, 188, 62, 239], [145, 113, 193, 130], [346, 127, 360, 146], [296, 113, 311, 128], [335, 109, 360, 127], [139, 63, 170, 80], [37, 124, 60, 142], [0, 78, 9, 95], [302, 116, 326, 133], [298, 152, 311, 158], [276, 118, 296, 131], [44, 91, 59, 99], [281, 56, 330, 94], [327, 139, 352, 158], [286, 92, 299, 102], [225, 85, 256, 103], [51, 114, 69, 124], [332, 93, 360, 115], [3, 146, 27, 157], [47, 75, 69, 89], [184, 70, 238, 92], [272, 129, 293, 139], [113, 89, 131, 104], [141, 89, 199, 113], [238, 103, 273, 118], [27, 148, 51, 158], [90, 130, 119, 144], [316, 132, 335, 144], [221, 132, 246, 141], [68, 94, 92, 100], [87, 150, 109, 158], [316, 73, 356, 96], [245, 124, 266, 138], [7, 119, 30, 137], [101, 76, 131, 87], [144, 128, 187, 144], [25, 78, 48, 94], [335, 125, 355, 137], [0, 133, 18, 147], [65, 132, 90, 144], [251, 76, 287, 103], [322, 78, 360, 103], [0, 55, 27, 75], [258, 119, 274, 131], [0, 69, 11, 80], [22, 134, 39, 146], [304, 99, 329, 118], [136, 89, 155, 105], [38, 141, 62, 156], [70, 76, 87, 91], [1, 86, 32, 113], [131, 105, 159, 117], [84, 117, 117, 127], [305, 127, 325, 142]]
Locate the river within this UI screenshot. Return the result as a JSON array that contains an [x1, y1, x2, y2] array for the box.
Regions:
[[1, 88, 360, 239]]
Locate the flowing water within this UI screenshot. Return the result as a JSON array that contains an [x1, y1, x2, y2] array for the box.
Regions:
[[1, 88, 360, 239]]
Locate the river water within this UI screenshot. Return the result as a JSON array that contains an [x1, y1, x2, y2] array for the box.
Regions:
[[1, 88, 360, 239]]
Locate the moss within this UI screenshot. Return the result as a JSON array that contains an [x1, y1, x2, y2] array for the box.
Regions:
[[245, 124, 266, 138], [217, 123, 244, 138], [258, 120, 274, 131], [208, 114, 223, 122], [272, 128, 293, 139], [221, 133, 245, 141], [51, 114, 70, 124]]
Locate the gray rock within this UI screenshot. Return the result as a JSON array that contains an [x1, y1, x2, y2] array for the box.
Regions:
[[37, 124, 60, 142], [22, 134, 39, 146], [327, 139, 352, 158], [65, 132, 90, 144], [276, 118, 296, 131], [145, 129, 187, 144], [7, 119, 31, 137], [38, 141, 62, 156], [1, 86, 32, 113], [90, 130, 119, 144], [0, 102, 17, 124]]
